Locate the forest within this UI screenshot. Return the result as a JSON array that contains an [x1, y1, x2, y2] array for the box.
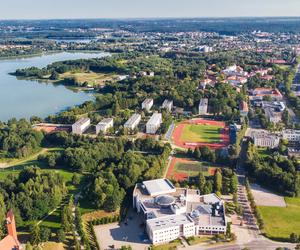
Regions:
[[245, 142, 300, 197], [0, 119, 44, 158]]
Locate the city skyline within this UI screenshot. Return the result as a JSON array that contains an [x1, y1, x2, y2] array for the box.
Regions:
[[1, 0, 300, 20]]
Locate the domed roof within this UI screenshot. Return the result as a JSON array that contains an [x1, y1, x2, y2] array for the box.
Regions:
[[155, 195, 175, 206]]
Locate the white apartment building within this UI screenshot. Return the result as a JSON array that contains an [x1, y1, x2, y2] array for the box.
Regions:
[[142, 98, 154, 112], [146, 113, 162, 134], [199, 98, 208, 115], [124, 113, 141, 130], [283, 130, 300, 142], [162, 99, 173, 112], [133, 179, 226, 245], [72, 118, 90, 135], [96, 118, 113, 134], [249, 129, 280, 148]]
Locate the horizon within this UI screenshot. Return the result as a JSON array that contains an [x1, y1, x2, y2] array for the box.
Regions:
[[2, 16, 300, 21], [1, 0, 300, 20]]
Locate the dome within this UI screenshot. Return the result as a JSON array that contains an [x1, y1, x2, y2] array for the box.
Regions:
[[155, 195, 175, 207]]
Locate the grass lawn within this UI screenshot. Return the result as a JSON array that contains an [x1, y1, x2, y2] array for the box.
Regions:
[[180, 124, 222, 143], [151, 239, 182, 250], [41, 242, 65, 250], [258, 197, 300, 240], [175, 161, 212, 177], [186, 236, 213, 245], [60, 71, 115, 87]]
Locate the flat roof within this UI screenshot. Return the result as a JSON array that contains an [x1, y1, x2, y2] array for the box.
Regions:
[[97, 118, 113, 125], [147, 214, 194, 231], [73, 117, 90, 126], [147, 113, 162, 126], [143, 179, 175, 196], [124, 113, 141, 127]]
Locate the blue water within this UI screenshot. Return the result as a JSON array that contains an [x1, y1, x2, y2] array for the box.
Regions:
[[0, 52, 108, 121]]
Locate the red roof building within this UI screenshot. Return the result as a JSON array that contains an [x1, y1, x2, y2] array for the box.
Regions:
[[0, 210, 22, 250]]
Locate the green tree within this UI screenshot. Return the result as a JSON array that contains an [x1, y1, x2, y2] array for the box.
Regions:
[[25, 242, 33, 250], [40, 226, 51, 243], [198, 172, 206, 194], [0, 193, 6, 238], [290, 232, 299, 243], [57, 229, 65, 242], [30, 224, 41, 246], [214, 170, 222, 194], [230, 174, 238, 194]]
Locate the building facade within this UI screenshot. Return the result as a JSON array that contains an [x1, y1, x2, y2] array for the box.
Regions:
[[142, 98, 154, 112], [199, 98, 209, 115], [162, 99, 173, 112], [146, 113, 162, 134], [124, 113, 141, 130], [72, 118, 91, 135], [96, 118, 113, 134], [0, 210, 22, 250]]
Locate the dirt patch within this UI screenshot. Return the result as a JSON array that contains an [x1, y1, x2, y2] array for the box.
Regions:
[[251, 183, 286, 207]]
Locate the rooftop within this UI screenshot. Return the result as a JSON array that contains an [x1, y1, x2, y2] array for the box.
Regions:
[[147, 214, 194, 231], [143, 178, 176, 196], [73, 117, 90, 126]]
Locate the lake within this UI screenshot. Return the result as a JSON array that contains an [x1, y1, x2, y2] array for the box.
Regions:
[[0, 51, 108, 121]]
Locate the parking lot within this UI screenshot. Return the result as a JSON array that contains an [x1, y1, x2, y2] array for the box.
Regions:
[[94, 210, 150, 250]]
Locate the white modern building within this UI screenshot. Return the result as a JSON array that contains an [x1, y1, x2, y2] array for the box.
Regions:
[[162, 99, 173, 112], [72, 118, 90, 135], [249, 129, 280, 148], [146, 113, 162, 134], [283, 130, 300, 142], [124, 113, 141, 130], [133, 179, 226, 245], [142, 98, 154, 112], [199, 98, 208, 115], [199, 45, 213, 53], [96, 118, 113, 135]]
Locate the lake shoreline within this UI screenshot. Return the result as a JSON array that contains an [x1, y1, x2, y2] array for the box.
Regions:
[[0, 51, 106, 121]]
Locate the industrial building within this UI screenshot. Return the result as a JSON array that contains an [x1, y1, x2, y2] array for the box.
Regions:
[[142, 98, 154, 112], [72, 118, 90, 135], [133, 179, 226, 245], [124, 113, 141, 130], [146, 113, 162, 134], [96, 118, 113, 134], [199, 98, 209, 115]]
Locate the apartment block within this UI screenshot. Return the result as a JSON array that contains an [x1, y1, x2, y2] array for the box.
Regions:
[[124, 113, 141, 130], [96, 118, 113, 134], [162, 99, 173, 112], [199, 98, 209, 115], [72, 118, 90, 135], [142, 98, 154, 112]]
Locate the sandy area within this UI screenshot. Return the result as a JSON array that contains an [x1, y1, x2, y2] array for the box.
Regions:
[[250, 183, 286, 207]]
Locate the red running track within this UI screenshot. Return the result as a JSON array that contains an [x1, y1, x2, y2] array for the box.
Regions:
[[172, 118, 230, 150]]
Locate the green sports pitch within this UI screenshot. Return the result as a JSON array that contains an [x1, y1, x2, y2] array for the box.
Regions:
[[180, 123, 222, 143]]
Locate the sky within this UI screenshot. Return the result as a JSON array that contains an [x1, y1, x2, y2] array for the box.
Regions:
[[1, 0, 300, 20]]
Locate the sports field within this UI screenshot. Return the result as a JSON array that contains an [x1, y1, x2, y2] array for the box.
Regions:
[[180, 123, 222, 143], [166, 157, 218, 181], [172, 119, 229, 149], [258, 197, 300, 240]]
